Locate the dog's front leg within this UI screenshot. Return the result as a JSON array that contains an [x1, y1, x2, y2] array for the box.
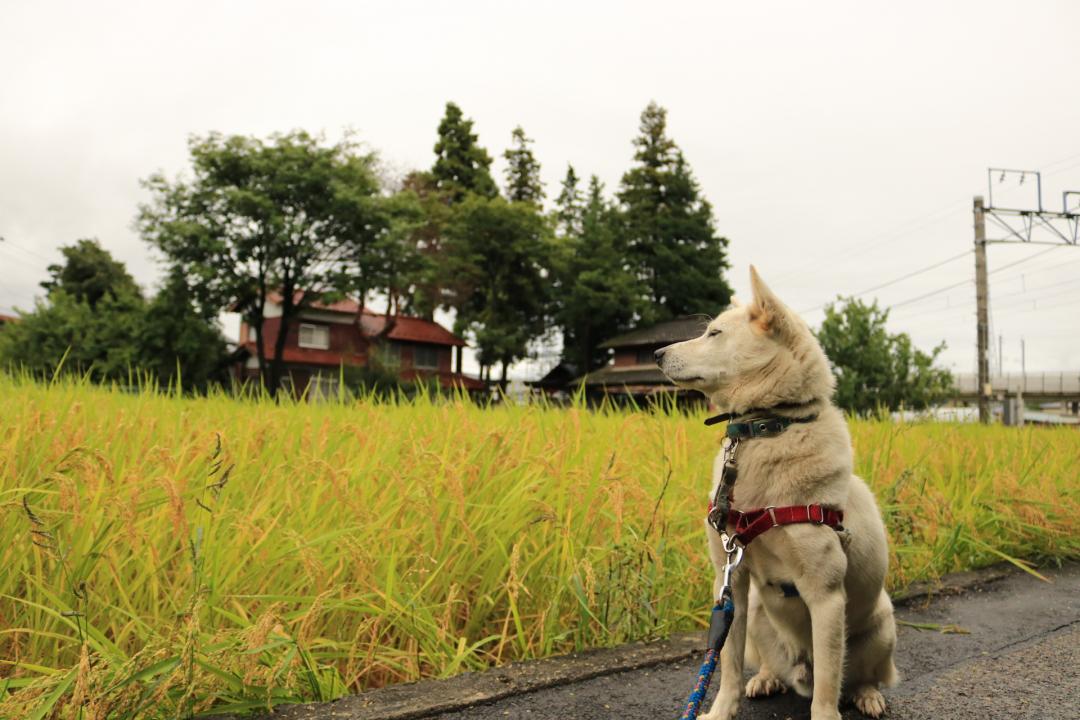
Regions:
[[701, 565, 749, 720], [802, 555, 847, 720]]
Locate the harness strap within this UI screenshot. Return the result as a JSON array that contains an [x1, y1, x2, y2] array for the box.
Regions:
[[707, 503, 844, 547]]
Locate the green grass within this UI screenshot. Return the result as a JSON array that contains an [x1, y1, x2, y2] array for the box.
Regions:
[[1, 374, 1077, 718]]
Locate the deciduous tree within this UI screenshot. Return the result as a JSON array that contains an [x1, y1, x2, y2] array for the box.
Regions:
[[40, 238, 141, 308], [817, 297, 953, 415], [443, 195, 549, 384], [138, 270, 228, 391], [1, 242, 225, 390], [138, 131, 384, 395]]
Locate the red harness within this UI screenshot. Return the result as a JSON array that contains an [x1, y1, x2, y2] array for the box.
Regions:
[[710, 502, 844, 547]]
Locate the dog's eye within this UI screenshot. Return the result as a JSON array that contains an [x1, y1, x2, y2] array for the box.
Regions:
[[708, 329, 721, 337]]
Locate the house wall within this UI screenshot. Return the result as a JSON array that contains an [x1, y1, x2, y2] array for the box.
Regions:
[[237, 310, 477, 393], [252, 316, 369, 365], [612, 346, 658, 367], [394, 342, 453, 373]]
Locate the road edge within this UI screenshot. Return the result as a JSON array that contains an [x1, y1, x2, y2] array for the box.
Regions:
[[252, 562, 1016, 720]]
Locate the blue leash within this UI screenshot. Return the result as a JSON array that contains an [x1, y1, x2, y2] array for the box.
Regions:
[[679, 517, 743, 720], [680, 436, 745, 719], [679, 595, 735, 719]]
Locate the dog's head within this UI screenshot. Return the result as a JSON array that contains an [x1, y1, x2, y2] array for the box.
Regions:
[[654, 266, 834, 411]]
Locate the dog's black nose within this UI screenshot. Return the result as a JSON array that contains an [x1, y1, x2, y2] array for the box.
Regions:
[[654, 347, 667, 364]]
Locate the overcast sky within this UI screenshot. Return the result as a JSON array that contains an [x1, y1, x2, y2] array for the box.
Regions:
[[2, 0, 1078, 378]]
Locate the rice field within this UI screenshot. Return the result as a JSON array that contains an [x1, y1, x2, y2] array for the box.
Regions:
[[1, 374, 1077, 718]]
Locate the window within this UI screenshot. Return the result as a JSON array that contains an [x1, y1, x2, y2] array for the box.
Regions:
[[298, 323, 330, 350], [414, 344, 439, 370], [636, 347, 655, 365], [377, 342, 401, 368]]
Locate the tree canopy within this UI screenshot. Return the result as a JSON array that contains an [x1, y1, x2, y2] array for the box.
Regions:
[[617, 101, 732, 322], [40, 238, 141, 308], [1, 241, 225, 390], [503, 126, 544, 206], [3, 102, 748, 393], [551, 174, 642, 372], [431, 102, 497, 203], [442, 195, 550, 383], [138, 130, 385, 394], [817, 297, 953, 415]]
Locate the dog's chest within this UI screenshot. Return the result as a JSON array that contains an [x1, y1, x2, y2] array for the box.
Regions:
[[708, 524, 802, 595]]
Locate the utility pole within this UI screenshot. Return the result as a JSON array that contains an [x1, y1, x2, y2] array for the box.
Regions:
[[1021, 338, 1026, 393], [974, 196, 991, 424], [973, 168, 1079, 425]]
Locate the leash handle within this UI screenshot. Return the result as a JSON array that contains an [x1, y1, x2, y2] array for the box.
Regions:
[[679, 597, 735, 720], [679, 544, 742, 720]]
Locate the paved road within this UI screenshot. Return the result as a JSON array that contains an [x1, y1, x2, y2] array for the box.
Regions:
[[429, 563, 1080, 720]]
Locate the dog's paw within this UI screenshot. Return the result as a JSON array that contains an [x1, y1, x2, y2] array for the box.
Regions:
[[700, 689, 740, 720], [745, 670, 786, 698], [852, 685, 887, 718]]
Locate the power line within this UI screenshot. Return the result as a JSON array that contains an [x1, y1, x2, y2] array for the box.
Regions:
[[0, 236, 54, 264], [773, 149, 1080, 285], [0, 247, 46, 272], [987, 245, 1061, 276], [893, 276, 1080, 323], [886, 278, 973, 310], [876, 245, 1062, 314], [799, 249, 972, 313], [772, 201, 964, 285]]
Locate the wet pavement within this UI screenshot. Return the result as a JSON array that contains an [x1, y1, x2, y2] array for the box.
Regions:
[[258, 562, 1080, 720]]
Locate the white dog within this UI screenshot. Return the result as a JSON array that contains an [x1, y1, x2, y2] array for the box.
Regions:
[[655, 267, 898, 720]]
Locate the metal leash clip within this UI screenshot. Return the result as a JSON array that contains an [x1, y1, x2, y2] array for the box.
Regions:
[[719, 532, 744, 597], [707, 438, 740, 534]]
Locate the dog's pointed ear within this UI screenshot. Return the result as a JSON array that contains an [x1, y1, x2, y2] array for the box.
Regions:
[[748, 265, 790, 336]]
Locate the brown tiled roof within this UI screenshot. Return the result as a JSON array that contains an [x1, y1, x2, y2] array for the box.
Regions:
[[0, 313, 17, 325], [266, 291, 361, 314], [598, 317, 710, 349], [359, 311, 466, 347]]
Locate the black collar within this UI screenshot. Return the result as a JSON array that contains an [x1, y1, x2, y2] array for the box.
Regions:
[[704, 400, 819, 427], [704, 401, 819, 440]]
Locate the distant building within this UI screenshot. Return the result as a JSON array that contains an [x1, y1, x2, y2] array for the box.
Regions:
[[530, 362, 579, 400], [576, 316, 709, 404], [0, 313, 16, 328], [234, 293, 484, 397]]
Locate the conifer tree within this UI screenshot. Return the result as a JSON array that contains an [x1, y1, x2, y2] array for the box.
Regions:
[[616, 101, 732, 321], [431, 102, 497, 203], [554, 165, 582, 238], [553, 176, 643, 371], [503, 126, 544, 206]]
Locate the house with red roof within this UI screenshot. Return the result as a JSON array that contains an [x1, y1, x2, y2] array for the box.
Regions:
[[234, 293, 484, 397]]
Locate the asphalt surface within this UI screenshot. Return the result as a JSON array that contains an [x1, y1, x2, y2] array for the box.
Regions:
[[256, 562, 1079, 720], [430, 562, 1080, 720]]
